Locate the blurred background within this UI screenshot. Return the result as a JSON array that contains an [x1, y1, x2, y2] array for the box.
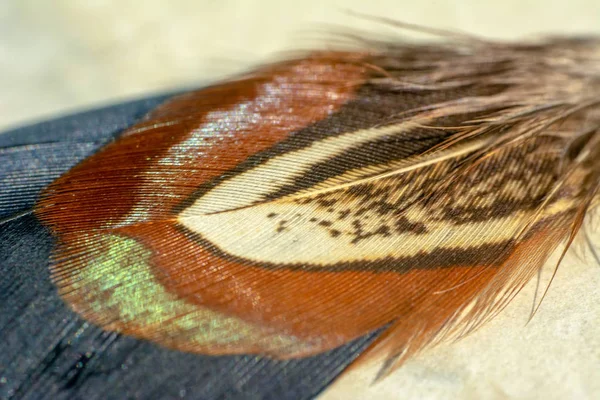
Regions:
[[1, 0, 599, 131], [1, 2, 599, 399]]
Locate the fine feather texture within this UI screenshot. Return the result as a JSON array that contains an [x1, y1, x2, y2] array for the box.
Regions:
[[0, 98, 373, 400], [30, 36, 600, 379]]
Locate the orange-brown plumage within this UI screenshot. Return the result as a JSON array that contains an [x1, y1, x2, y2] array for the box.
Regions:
[[35, 35, 600, 379]]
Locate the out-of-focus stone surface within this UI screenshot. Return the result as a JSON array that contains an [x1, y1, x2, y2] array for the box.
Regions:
[[1, 2, 599, 399], [1, 1, 599, 130]]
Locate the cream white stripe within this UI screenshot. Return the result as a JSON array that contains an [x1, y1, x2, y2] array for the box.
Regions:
[[183, 121, 424, 215], [178, 204, 540, 266]]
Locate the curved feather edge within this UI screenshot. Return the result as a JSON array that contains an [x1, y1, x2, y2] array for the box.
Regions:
[[33, 36, 600, 380]]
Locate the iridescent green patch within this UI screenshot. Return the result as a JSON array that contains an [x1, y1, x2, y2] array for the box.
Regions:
[[61, 233, 304, 352]]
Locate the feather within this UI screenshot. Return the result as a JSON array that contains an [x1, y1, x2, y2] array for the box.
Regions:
[[4, 34, 600, 393], [0, 98, 370, 399]]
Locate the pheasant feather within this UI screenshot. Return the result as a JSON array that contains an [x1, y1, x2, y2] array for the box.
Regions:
[[3, 34, 600, 390]]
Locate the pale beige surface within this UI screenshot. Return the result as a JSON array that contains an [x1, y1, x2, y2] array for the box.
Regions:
[[1, 0, 599, 130], [1, 2, 599, 399]]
